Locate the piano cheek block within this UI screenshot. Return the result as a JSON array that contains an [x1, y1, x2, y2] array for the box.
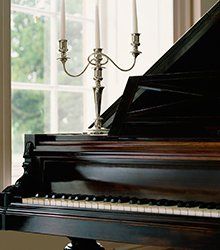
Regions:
[[2, 2, 220, 250]]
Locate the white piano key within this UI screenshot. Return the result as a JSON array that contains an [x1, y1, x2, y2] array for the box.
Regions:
[[85, 201, 92, 209], [37, 198, 44, 205], [173, 207, 181, 215], [130, 205, 138, 212], [151, 206, 159, 214], [144, 206, 152, 213], [55, 199, 62, 206], [67, 200, 74, 207], [50, 199, 56, 206], [111, 203, 120, 211], [123, 203, 131, 212], [203, 209, 211, 217], [158, 206, 167, 215], [188, 208, 197, 216], [137, 205, 145, 213], [91, 202, 98, 209], [165, 206, 175, 215], [22, 198, 28, 204], [104, 203, 111, 210], [98, 202, 105, 210], [180, 208, 188, 216], [195, 209, 203, 217], [33, 198, 39, 205], [210, 209, 219, 218], [61, 200, 68, 206], [45, 199, 50, 206], [79, 201, 86, 208]]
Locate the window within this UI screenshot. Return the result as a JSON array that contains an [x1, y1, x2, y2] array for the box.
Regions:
[[11, 0, 174, 183], [11, 0, 96, 182]]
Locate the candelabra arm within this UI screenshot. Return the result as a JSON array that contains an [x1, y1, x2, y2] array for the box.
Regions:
[[101, 53, 137, 72], [62, 61, 90, 78]]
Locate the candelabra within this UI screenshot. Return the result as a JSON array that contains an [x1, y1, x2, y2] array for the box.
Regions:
[[58, 33, 141, 134]]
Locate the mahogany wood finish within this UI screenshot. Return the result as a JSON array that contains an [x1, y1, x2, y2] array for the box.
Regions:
[[1, 2, 220, 250]]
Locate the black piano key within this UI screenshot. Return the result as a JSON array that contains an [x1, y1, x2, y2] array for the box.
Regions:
[[68, 194, 79, 200], [148, 199, 157, 205], [129, 198, 139, 204], [118, 197, 130, 203], [137, 199, 149, 205], [167, 200, 177, 206], [215, 204, 220, 209], [61, 194, 69, 199], [85, 195, 95, 201], [110, 197, 120, 203], [199, 202, 208, 209], [74, 195, 87, 200], [156, 199, 168, 206], [103, 196, 112, 202], [206, 202, 217, 209], [92, 196, 105, 202], [185, 201, 198, 208], [45, 194, 53, 199], [177, 201, 187, 207], [35, 193, 45, 198], [54, 193, 64, 199]]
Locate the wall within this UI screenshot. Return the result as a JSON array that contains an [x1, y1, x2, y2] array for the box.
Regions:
[[201, 0, 219, 14]]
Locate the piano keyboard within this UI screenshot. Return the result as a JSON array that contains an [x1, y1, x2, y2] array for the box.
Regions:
[[22, 194, 220, 218]]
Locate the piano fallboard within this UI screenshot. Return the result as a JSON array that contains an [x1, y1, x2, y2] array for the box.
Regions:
[[24, 136, 220, 203]]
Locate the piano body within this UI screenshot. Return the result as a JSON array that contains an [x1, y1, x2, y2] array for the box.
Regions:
[[1, 2, 220, 249]]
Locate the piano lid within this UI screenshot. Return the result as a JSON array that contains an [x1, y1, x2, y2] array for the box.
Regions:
[[94, 1, 220, 131]]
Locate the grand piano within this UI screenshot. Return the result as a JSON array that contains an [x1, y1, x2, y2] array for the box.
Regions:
[[1, 2, 220, 249]]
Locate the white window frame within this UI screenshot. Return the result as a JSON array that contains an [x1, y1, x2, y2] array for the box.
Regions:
[[0, 0, 11, 190]]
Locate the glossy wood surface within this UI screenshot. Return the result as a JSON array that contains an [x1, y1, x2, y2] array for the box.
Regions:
[[21, 135, 220, 202]]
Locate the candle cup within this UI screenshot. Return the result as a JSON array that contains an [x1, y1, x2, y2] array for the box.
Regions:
[[58, 39, 69, 63], [131, 33, 141, 58]]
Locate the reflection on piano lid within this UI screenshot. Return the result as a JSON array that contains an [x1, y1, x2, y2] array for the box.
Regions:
[[1, 2, 220, 250], [109, 71, 220, 138]]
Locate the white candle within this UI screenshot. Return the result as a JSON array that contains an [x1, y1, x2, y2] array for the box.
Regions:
[[132, 0, 138, 33], [95, 0, 101, 48], [60, 0, 66, 40]]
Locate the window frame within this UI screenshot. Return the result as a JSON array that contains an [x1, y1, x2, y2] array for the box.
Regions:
[[0, 0, 11, 190]]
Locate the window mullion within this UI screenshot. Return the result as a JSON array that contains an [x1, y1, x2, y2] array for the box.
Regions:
[[49, 0, 58, 133]]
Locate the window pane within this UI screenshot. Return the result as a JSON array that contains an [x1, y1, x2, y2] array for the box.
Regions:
[[58, 92, 83, 132], [11, 11, 50, 84], [62, 0, 83, 15], [11, 0, 51, 10], [12, 89, 50, 180], [57, 20, 83, 85]]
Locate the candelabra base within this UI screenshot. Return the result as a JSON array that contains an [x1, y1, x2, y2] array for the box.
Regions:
[[87, 127, 109, 135]]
